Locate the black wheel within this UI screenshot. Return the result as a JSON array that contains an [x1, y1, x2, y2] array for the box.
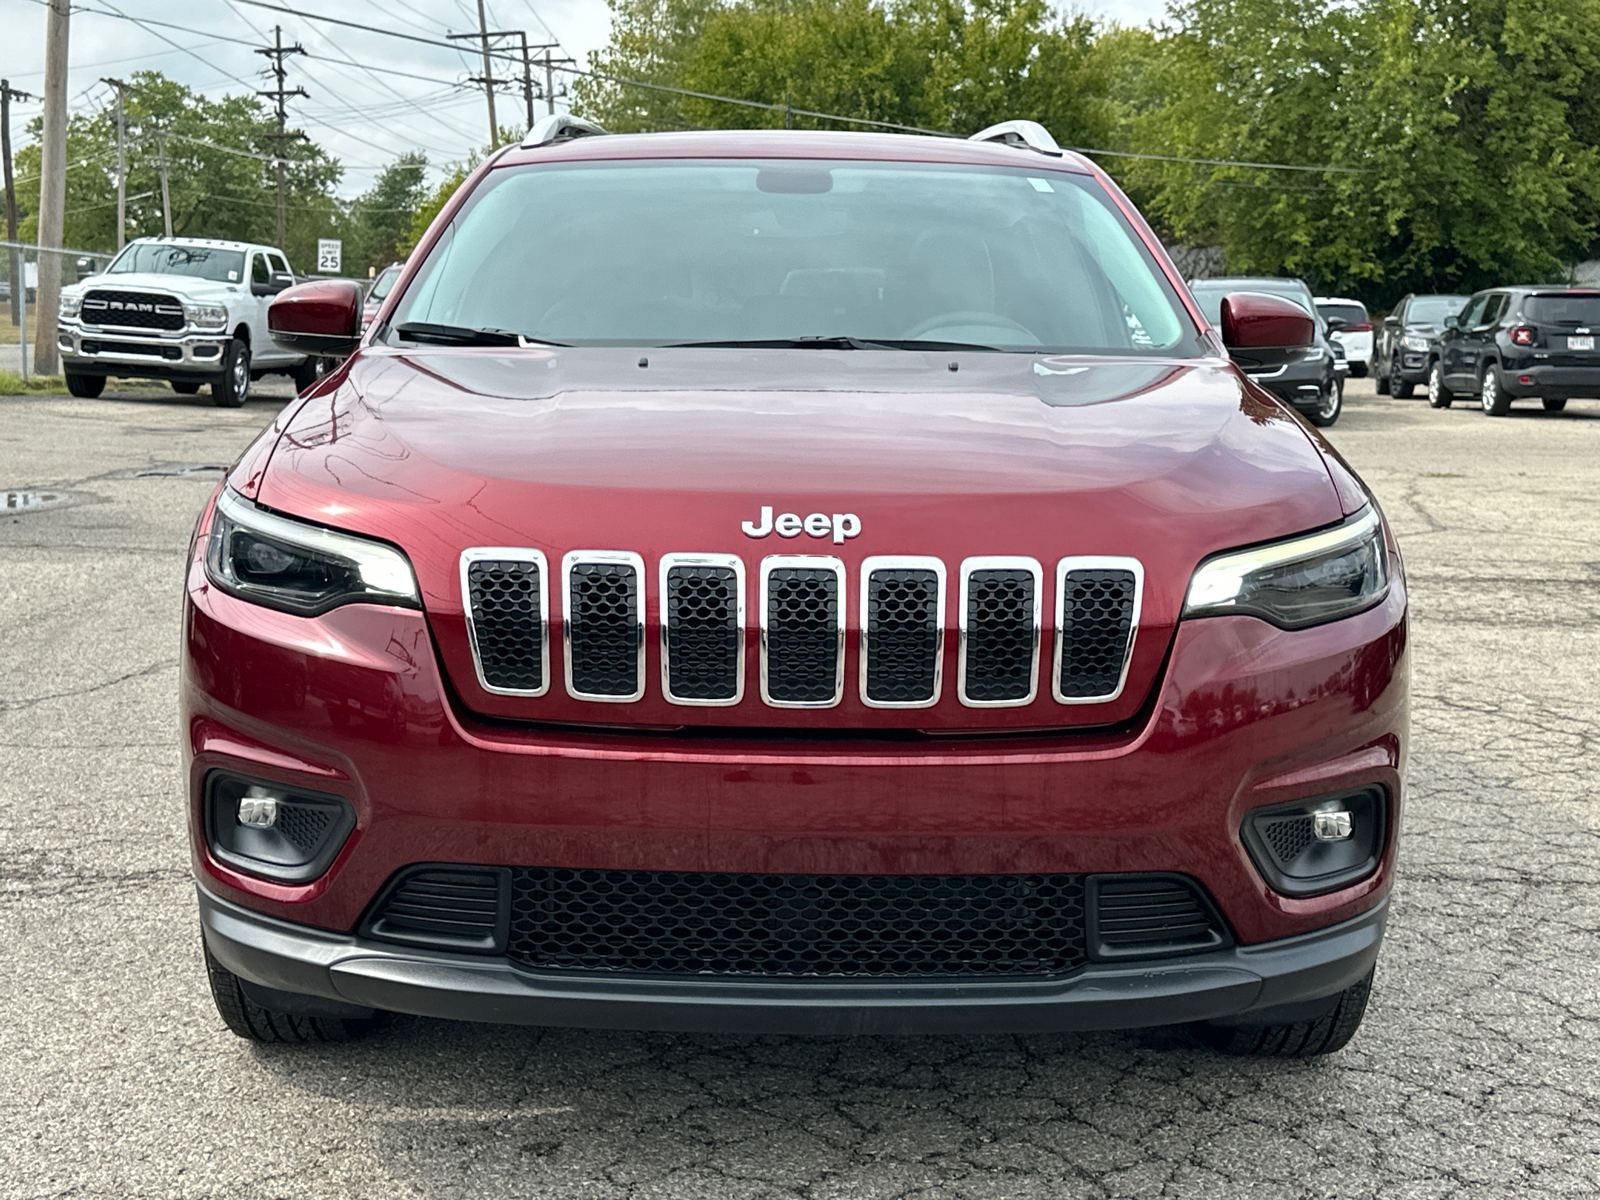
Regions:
[[1480, 362, 1511, 416], [64, 371, 105, 398], [1196, 967, 1374, 1057], [211, 339, 251, 408], [202, 937, 379, 1044], [1308, 378, 1342, 427], [1349, 362, 1367, 378], [1427, 360, 1453, 408], [1391, 358, 1415, 399], [171, 380, 202, 395], [1543, 396, 1567, 412], [291, 355, 326, 393], [1374, 360, 1390, 395]]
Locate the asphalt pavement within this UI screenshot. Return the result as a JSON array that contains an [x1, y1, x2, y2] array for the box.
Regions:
[[2, 375, 1598, 1199]]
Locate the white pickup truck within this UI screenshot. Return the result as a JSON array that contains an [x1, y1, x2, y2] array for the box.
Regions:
[[57, 237, 322, 406]]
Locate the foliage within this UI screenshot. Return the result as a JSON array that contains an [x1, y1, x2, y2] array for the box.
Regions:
[[0, 370, 66, 394], [345, 151, 429, 274]]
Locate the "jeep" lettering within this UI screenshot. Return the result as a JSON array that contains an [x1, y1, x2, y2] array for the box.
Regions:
[[741, 506, 862, 545]]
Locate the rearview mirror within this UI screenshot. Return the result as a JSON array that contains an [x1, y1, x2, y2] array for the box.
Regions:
[[269, 279, 363, 356], [1217, 291, 1315, 371]]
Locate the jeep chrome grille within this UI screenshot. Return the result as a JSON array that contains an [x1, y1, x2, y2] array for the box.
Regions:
[[661, 554, 744, 705], [461, 550, 549, 696], [563, 553, 645, 701], [81, 289, 185, 332], [1054, 559, 1142, 703], [958, 559, 1042, 706], [761, 557, 845, 707], [860, 557, 944, 707], [461, 549, 1141, 711]]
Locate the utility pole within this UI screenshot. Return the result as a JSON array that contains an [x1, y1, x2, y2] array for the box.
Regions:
[[2, 79, 36, 329], [255, 26, 307, 249], [102, 78, 132, 251], [533, 43, 574, 118], [34, 0, 69, 376], [158, 135, 172, 238], [448, 6, 509, 149]]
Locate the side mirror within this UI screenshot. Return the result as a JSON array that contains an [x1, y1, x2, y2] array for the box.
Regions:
[[1324, 316, 1348, 333], [1443, 314, 1459, 329], [268, 279, 363, 356], [251, 273, 295, 297], [1218, 291, 1315, 371]]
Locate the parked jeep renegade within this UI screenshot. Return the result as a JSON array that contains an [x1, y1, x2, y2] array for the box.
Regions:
[[187, 118, 1407, 1057]]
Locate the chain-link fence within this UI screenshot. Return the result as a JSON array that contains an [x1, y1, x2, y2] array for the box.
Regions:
[[1, 241, 116, 379]]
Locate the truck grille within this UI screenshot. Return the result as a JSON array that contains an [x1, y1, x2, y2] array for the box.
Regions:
[[662, 555, 743, 704], [463, 554, 548, 695], [1055, 562, 1141, 702], [80, 289, 184, 331], [564, 553, 644, 700], [959, 560, 1042, 706], [761, 558, 844, 706], [506, 868, 1090, 978], [861, 559, 943, 706]]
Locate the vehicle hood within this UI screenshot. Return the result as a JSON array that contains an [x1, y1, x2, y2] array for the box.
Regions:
[[251, 347, 1349, 731], [68, 272, 240, 300]]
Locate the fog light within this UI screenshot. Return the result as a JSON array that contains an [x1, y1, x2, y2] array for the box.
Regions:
[[237, 786, 280, 828], [1313, 809, 1353, 841], [1241, 787, 1385, 897]]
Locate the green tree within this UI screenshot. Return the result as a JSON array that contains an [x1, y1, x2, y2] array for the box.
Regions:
[[345, 151, 429, 274]]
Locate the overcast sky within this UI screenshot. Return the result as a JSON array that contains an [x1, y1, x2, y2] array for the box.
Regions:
[[0, 0, 1170, 201]]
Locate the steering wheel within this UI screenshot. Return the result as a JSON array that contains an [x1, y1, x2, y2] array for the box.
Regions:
[[901, 311, 1040, 342]]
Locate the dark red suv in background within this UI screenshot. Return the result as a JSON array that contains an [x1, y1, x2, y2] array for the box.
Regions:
[[186, 117, 1407, 1057]]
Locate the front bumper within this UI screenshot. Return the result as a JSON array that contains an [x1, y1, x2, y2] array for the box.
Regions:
[[199, 883, 1388, 1034], [58, 323, 228, 376]]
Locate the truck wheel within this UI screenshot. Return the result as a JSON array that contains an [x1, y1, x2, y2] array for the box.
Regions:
[[1480, 363, 1511, 416], [1308, 379, 1342, 427], [1391, 359, 1414, 399], [202, 938, 379, 1044], [64, 372, 105, 398], [291, 356, 325, 393], [1374, 362, 1390, 395], [1543, 397, 1567, 412], [171, 381, 201, 395], [1426, 361, 1452, 408], [1195, 967, 1373, 1057], [211, 339, 251, 408], [1349, 362, 1367, 378]]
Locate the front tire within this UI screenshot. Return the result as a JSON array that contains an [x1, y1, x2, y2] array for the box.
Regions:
[[64, 371, 105, 398], [1374, 360, 1391, 395], [291, 355, 326, 393], [1480, 362, 1511, 416], [1308, 378, 1342, 427], [1391, 358, 1415, 399], [211, 339, 250, 408], [202, 938, 379, 1044], [1195, 967, 1374, 1057], [1427, 361, 1452, 408], [1349, 362, 1367, 378]]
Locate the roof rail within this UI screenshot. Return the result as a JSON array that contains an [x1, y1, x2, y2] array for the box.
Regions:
[[521, 114, 609, 149], [967, 120, 1062, 157]]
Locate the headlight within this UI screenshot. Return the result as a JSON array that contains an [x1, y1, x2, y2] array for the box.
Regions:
[[205, 489, 419, 616], [1184, 507, 1389, 630], [59, 293, 81, 319], [184, 302, 228, 329], [1402, 334, 1429, 351], [1303, 346, 1326, 362]]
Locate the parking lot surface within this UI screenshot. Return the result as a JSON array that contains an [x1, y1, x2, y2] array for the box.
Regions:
[[2, 378, 1598, 1199]]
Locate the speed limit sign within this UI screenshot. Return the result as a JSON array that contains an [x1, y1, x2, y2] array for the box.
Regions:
[[316, 238, 342, 273]]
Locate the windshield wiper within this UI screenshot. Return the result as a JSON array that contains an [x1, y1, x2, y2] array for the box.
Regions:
[[663, 335, 1010, 352], [394, 322, 568, 347]]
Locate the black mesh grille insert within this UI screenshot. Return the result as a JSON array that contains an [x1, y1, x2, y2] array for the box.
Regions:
[[1092, 877, 1225, 954], [81, 289, 185, 331], [665, 564, 740, 701], [568, 561, 641, 697], [1262, 815, 1317, 866], [369, 868, 505, 948], [963, 569, 1037, 702], [864, 567, 940, 704], [467, 559, 544, 692], [507, 869, 1088, 978], [1058, 568, 1137, 699], [765, 567, 840, 703], [274, 803, 333, 854]]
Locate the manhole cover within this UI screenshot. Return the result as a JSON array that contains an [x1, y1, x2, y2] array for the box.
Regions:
[[3, 490, 72, 514]]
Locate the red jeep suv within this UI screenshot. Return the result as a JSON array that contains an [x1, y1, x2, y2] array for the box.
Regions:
[[186, 118, 1407, 1057]]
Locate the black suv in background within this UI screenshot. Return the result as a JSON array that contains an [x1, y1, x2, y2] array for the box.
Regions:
[[1375, 293, 1468, 397], [1427, 287, 1600, 415], [1188, 276, 1344, 426]]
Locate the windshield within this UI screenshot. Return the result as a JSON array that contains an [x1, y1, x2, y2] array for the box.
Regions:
[[107, 243, 245, 284], [1526, 293, 1600, 325], [368, 266, 401, 303], [387, 159, 1202, 354], [1407, 296, 1468, 325]]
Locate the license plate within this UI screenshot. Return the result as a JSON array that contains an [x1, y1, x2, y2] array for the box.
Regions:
[[1571, 335, 1595, 351]]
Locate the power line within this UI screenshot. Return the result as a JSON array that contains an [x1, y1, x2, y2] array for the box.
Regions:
[[256, 24, 308, 246]]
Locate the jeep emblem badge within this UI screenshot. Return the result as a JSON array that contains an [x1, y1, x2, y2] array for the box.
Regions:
[[741, 505, 861, 544]]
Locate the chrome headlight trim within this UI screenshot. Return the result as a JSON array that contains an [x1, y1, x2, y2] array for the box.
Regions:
[[205, 488, 420, 616], [1184, 507, 1388, 630], [184, 302, 228, 330]]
